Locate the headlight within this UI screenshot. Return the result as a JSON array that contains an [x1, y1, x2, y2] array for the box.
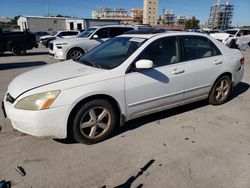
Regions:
[[15, 90, 60, 110], [55, 43, 67, 46]]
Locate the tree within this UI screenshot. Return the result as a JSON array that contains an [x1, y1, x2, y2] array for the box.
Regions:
[[10, 15, 21, 25], [185, 16, 200, 29]]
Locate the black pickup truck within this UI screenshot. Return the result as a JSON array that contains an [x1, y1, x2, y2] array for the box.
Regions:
[[0, 28, 38, 56]]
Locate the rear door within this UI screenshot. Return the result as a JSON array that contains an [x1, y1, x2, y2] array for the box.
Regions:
[[181, 35, 223, 100]]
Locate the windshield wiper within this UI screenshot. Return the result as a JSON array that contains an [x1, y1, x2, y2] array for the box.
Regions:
[[81, 59, 101, 68]]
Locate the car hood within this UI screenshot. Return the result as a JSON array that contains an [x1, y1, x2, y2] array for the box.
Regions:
[[8, 60, 102, 98], [40, 35, 53, 40], [210, 33, 231, 41]]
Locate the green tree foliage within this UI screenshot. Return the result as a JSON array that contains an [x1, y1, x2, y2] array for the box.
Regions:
[[10, 15, 21, 25], [185, 16, 200, 29]]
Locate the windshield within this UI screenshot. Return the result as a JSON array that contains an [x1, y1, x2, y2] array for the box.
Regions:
[[79, 28, 97, 38], [225, 30, 237, 35], [52, 31, 57, 36], [79, 37, 146, 70]]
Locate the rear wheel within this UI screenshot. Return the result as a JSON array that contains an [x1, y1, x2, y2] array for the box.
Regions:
[[12, 44, 26, 56], [208, 75, 232, 105], [67, 48, 84, 61], [72, 99, 117, 144]]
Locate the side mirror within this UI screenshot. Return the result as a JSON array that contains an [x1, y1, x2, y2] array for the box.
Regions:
[[92, 34, 99, 39], [135, 59, 153, 70]]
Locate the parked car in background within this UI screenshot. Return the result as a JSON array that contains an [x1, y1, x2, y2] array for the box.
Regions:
[[34, 31, 49, 42], [40, 30, 80, 47], [0, 28, 38, 55], [3, 32, 244, 144], [211, 28, 250, 49], [49, 25, 136, 61]]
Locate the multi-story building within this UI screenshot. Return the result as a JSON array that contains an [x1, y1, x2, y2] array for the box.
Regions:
[[177, 16, 188, 25], [92, 7, 133, 24], [207, 0, 234, 30], [0, 17, 11, 23], [92, 8, 129, 19], [131, 8, 143, 23], [143, 0, 159, 26], [161, 9, 175, 25]]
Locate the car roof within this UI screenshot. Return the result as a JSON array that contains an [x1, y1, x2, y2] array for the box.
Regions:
[[89, 25, 136, 29], [120, 32, 209, 39]]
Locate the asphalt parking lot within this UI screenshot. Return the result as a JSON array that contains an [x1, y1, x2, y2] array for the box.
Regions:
[[0, 46, 250, 188]]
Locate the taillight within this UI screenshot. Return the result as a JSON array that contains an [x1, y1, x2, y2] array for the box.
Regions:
[[240, 57, 245, 65]]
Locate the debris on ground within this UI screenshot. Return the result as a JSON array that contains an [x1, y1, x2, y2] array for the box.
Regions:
[[15, 166, 26, 176], [156, 120, 161, 125]]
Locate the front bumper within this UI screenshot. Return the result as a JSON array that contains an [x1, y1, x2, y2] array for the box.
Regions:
[[49, 49, 65, 60], [4, 100, 69, 138]]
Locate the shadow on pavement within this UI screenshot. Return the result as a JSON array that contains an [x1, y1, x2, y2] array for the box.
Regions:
[[54, 81, 249, 145], [229, 82, 249, 101], [0, 51, 48, 57], [101, 159, 155, 188], [0, 61, 47, 70]]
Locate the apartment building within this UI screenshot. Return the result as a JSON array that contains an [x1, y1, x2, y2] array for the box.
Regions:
[[143, 0, 159, 26], [207, 0, 234, 30]]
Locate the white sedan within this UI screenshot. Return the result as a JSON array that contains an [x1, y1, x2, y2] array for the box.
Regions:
[[2, 32, 244, 144]]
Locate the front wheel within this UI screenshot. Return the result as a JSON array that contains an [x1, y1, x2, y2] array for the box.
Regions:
[[208, 75, 232, 105], [67, 48, 84, 61], [72, 99, 117, 144]]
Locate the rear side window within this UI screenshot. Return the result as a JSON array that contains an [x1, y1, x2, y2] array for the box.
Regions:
[[109, 28, 127, 38], [95, 28, 109, 38], [182, 36, 221, 61], [67, 31, 78, 36]]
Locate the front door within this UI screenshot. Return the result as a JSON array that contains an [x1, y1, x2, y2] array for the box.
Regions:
[[125, 36, 185, 119], [88, 28, 110, 51]]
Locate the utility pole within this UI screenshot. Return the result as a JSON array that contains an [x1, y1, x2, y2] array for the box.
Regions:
[[46, 0, 50, 16]]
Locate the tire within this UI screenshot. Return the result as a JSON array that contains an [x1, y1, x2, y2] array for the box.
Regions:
[[12, 44, 26, 56], [208, 75, 232, 105], [67, 48, 84, 61], [72, 99, 117, 144]]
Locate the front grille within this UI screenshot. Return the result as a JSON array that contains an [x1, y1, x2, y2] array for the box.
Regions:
[[49, 43, 54, 51], [6, 93, 15, 103]]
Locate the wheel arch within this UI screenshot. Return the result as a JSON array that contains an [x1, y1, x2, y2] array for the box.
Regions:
[[67, 94, 122, 138], [7, 41, 24, 51], [66, 46, 86, 59], [210, 72, 233, 93]]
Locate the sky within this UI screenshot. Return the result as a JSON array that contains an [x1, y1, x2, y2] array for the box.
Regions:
[[0, 0, 249, 26]]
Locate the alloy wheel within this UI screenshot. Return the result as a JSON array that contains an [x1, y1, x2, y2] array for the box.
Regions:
[[215, 79, 230, 101], [79, 107, 111, 138], [69, 50, 82, 61]]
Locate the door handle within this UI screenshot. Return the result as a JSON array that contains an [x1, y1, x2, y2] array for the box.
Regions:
[[172, 69, 185, 75], [214, 60, 223, 65]]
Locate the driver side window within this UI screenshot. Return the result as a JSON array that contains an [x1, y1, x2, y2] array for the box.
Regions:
[[135, 36, 180, 68], [95, 28, 109, 38]]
